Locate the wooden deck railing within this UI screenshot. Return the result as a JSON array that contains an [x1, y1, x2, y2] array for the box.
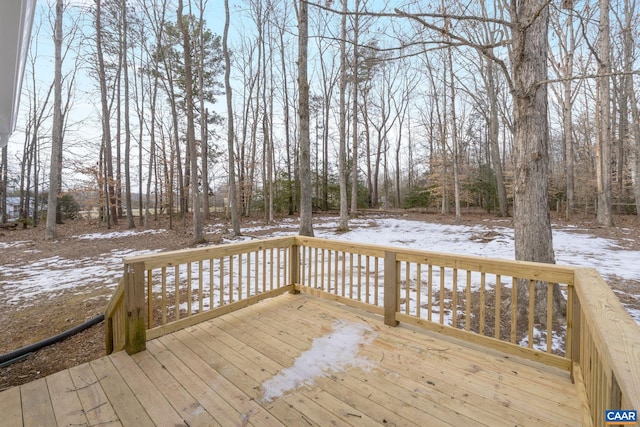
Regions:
[[105, 236, 639, 426], [105, 236, 297, 354], [295, 236, 575, 368]]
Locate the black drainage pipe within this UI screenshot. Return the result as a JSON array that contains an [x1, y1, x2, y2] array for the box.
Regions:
[[0, 314, 105, 367]]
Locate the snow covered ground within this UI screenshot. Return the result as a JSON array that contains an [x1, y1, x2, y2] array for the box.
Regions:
[[1, 215, 638, 326]]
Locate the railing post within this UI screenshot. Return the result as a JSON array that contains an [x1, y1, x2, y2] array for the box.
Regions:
[[289, 243, 300, 293], [568, 285, 581, 366], [125, 261, 146, 354], [384, 251, 399, 327]]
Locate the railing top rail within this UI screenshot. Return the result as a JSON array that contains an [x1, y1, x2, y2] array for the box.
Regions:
[[123, 236, 297, 270], [573, 268, 640, 410], [294, 236, 576, 284]]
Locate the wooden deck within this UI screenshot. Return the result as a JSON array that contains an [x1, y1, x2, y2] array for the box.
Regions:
[[1, 292, 586, 426]]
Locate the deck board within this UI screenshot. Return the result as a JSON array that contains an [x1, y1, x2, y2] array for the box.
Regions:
[[89, 356, 155, 427], [46, 369, 88, 426], [0, 383, 23, 427], [131, 347, 221, 426], [0, 292, 587, 426], [67, 361, 121, 426], [108, 350, 185, 426]]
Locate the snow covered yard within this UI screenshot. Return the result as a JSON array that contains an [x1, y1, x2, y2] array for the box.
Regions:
[[1, 213, 639, 390], [1, 214, 639, 324]]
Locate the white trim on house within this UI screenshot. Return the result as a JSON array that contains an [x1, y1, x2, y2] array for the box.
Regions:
[[0, 0, 37, 148]]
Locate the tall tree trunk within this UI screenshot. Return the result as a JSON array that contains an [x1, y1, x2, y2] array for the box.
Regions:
[[485, 56, 509, 217], [123, 0, 135, 229], [595, 0, 613, 226], [178, 0, 203, 242], [95, 0, 118, 226], [145, 70, 157, 228], [201, 109, 210, 220], [350, 0, 360, 215], [510, 1, 563, 326], [337, 0, 349, 231], [116, 24, 123, 220], [448, 45, 461, 223], [198, 1, 210, 221], [395, 127, 401, 207], [278, 19, 294, 216], [224, 0, 240, 235], [561, 5, 575, 219], [297, 0, 313, 236], [45, 0, 63, 240]]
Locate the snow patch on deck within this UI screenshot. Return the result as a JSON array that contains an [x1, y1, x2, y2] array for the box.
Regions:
[[260, 319, 376, 402]]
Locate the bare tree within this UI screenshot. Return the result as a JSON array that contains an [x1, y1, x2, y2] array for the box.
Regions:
[[95, 0, 118, 227], [122, 0, 135, 229], [447, 42, 461, 223], [549, 3, 578, 219], [337, 0, 349, 231], [177, 0, 203, 242], [297, 0, 313, 236], [223, 0, 240, 235], [350, 0, 361, 215], [45, 0, 64, 240], [595, 0, 613, 226]]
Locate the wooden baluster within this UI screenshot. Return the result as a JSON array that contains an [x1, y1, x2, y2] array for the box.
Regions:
[[374, 257, 379, 306], [357, 254, 362, 301], [161, 267, 167, 325], [277, 248, 282, 289], [428, 265, 433, 322], [479, 272, 486, 334], [528, 279, 535, 348], [333, 251, 339, 295], [494, 275, 501, 340], [237, 253, 242, 301], [406, 262, 411, 315], [321, 249, 326, 292], [365, 256, 370, 304], [270, 248, 275, 291], [262, 248, 267, 292], [175, 265, 180, 320], [186, 262, 192, 317], [341, 252, 346, 297], [546, 281, 553, 353], [246, 252, 252, 296], [254, 251, 259, 294], [349, 253, 354, 299], [440, 266, 445, 324], [465, 270, 471, 331], [510, 277, 517, 343], [229, 255, 234, 304], [198, 260, 204, 313], [147, 269, 153, 329], [451, 268, 457, 328], [219, 258, 225, 306], [209, 259, 214, 310], [313, 247, 318, 289]]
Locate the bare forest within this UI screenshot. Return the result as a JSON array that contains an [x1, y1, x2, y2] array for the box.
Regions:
[[2, 0, 640, 393], [1, 0, 640, 256]]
